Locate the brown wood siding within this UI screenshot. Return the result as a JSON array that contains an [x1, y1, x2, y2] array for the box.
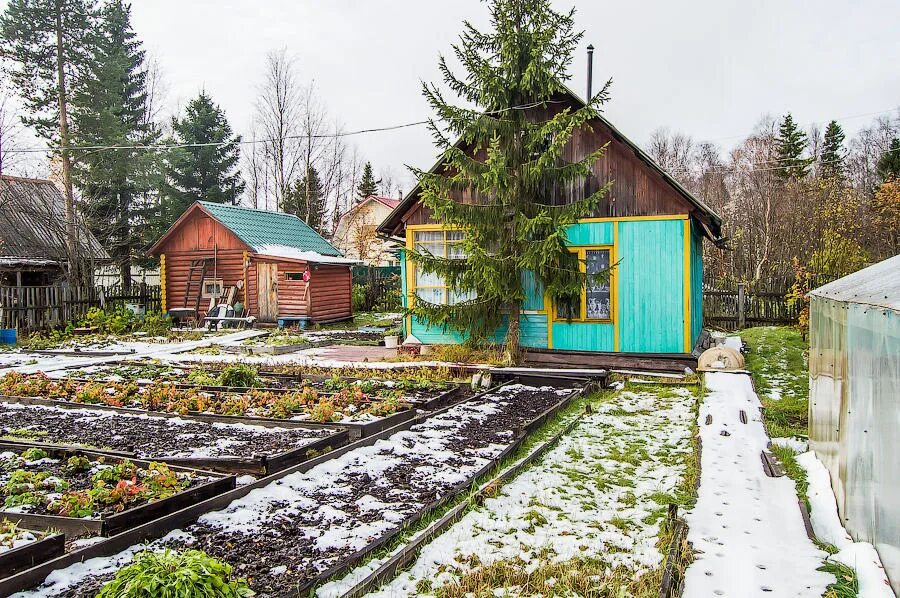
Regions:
[[162, 249, 246, 314], [401, 106, 695, 227], [276, 263, 311, 318], [154, 212, 250, 316], [309, 266, 352, 321]]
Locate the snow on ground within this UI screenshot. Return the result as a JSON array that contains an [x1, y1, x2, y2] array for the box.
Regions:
[[683, 372, 833, 598], [319, 386, 696, 598], [796, 451, 894, 598], [13, 385, 554, 597], [7, 330, 265, 375]]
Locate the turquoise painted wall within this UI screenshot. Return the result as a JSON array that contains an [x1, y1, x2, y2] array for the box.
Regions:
[[617, 220, 685, 353], [690, 223, 704, 347], [551, 322, 614, 351], [565, 221, 614, 245], [404, 218, 696, 354]]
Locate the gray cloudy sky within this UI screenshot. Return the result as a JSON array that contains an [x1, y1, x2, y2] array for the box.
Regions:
[[6, 1, 900, 189]]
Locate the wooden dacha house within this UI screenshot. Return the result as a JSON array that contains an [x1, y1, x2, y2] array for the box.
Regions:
[[377, 87, 725, 370]]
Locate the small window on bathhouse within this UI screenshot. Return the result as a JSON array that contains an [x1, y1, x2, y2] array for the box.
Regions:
[[285, 272, 305, 281], [201, 278, 224, 298]]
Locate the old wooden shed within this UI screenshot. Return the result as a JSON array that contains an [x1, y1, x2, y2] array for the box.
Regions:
[[149, 201, 356, 324], [377, 87, 725, 370]]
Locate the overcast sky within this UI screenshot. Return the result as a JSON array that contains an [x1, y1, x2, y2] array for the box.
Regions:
[[5, 0, 900, 191]]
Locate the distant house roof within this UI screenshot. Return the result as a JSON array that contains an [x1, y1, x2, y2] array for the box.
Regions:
[[370, 196, 401, 210], [149, 201, 343, 258], [0, 175, 110, 266], [377, 86, 724, 241], [810, 255, 900, 312]]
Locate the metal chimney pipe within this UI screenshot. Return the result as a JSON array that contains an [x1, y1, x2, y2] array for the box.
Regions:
[[586, 44, 594, 102]]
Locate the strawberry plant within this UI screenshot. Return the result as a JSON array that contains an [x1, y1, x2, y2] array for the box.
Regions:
[[51, 490, 95, 518]]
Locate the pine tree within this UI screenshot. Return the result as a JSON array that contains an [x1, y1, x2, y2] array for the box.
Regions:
[[71, 0, 160, 286], [774, 113, 812, 180], [356, 161, 378, 198], [819, 120, 846, 181], [282, 166, 326, 234], [877, 137, 900, 182], [0, 0, 97, 281], [407, 0, 611, 363], [159, 91, 244, 232]]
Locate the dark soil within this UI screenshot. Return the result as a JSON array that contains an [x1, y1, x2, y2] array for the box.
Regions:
[[53, 384, 571, 597], [0, 402, 333, 459]]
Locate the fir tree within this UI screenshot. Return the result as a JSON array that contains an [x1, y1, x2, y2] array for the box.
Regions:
[[159, 91, 244, 231], [356, 161, 378, 198], [819, 120, 846, 181], [877, 137, 900, 182], [71, 0, 160, 285], [774, 113, 812, 180], [407, 0, 612, 363], [282, 166, 326, 234], [0, 0, 97, 281]]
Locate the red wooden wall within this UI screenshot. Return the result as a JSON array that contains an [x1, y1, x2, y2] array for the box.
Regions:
[[154, 206, 352, 322]]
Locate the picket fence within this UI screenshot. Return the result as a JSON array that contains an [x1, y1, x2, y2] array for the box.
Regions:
[[0, 284, 161, 333]]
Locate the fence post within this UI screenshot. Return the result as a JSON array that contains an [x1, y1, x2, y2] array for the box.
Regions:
[[737, 282, 746, 330]]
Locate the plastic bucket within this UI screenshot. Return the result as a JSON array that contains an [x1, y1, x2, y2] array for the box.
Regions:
[[384, 335, 399, 349], [0, 329, 17, 345]]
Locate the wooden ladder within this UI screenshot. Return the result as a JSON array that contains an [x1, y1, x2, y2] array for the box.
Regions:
[[184, 258, 211, 311]]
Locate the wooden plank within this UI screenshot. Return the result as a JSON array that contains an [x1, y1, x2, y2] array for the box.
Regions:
[[0, 533, 65, 579]]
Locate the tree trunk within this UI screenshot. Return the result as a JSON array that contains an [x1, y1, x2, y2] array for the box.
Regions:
[[503, 301, 521, 365], [55, 1, 80, 283]]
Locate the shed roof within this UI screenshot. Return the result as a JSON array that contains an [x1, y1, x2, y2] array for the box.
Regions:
[[198, 201, 342, 257], [0, 175, 110, 264], [810, 255, 900, 311]]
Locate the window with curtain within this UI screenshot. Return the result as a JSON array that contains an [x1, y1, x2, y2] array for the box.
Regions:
[[412, 230, 476, 305], [554, 247, 613, 322]]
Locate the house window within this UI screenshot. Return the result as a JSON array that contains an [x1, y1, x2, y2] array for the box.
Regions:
[[554, 247, 613, 322], [285, 272, 305, 281], [411, 229, 476, 305], [201, 278, 224, 298]]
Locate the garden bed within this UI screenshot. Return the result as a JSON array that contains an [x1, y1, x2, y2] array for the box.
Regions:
[[13, 381, 581, 597], [0, 402, 347, 476], [0, 444, 234, 538], [330, 384, 699, 598], [0, 522, 65, 578], [0, 372, 420, 428]]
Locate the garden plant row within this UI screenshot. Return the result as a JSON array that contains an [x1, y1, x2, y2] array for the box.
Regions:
[[5, 379, 585, 597], [0, 444, 236, 583]]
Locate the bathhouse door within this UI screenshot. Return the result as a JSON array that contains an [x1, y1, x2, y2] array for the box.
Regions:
[[257, 263, 278, 322]]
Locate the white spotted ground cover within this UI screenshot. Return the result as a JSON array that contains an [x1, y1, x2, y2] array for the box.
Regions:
[[323, 385, 697, 598]]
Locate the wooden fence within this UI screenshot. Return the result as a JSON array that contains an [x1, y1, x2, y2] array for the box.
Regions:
[[351, 266, 402, 312], [0, 284, 161, 333], [702, 275, 834, 331]]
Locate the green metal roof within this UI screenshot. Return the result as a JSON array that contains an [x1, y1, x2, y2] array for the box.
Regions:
[[199, 201, 342, 257]]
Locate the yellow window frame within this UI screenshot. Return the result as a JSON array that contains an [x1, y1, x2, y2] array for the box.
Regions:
[[551, 244, 616, 324], [406, 226, 466, 306]]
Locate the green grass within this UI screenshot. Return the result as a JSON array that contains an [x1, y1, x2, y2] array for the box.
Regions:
[[741, 326, 809, 438]]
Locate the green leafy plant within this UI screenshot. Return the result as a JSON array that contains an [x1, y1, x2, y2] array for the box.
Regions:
[[96, 549, 254, 597], [64, 455, 92, 474], [140, 312, 173, 336], [216, 364, 261, 388], [20, 448, 48, 462]]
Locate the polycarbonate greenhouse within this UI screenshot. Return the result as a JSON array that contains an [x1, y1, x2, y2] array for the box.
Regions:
[[808, 254, 900, 595]]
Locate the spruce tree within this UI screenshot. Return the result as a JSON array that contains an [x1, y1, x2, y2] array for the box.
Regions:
[[71, 0, 159, 286], [407, 0, 611, 363], [282, 166, 326, 234], [819, 120, 846, 181], [0, 0, 97, 281], [877, 138, 900, 182], [774, 113, 812, 180], [356, 161, 378, 198], [159, 91, 244, 231]]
